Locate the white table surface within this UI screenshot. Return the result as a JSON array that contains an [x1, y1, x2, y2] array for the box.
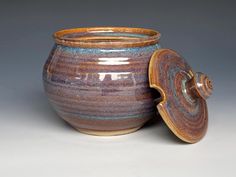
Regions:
[[0, 84, 235, 177]]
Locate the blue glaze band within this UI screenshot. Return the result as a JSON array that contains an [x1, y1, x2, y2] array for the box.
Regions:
[[57, 43, 161, 55]]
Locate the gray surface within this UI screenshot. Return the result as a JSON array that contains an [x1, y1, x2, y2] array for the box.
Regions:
[[0, 0, 236, 176]]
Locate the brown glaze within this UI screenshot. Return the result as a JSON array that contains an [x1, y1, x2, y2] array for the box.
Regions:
[[187, 72, 213, 100], [53, 27, 160, 48], [43, 27, 161, 135], [149, 49, 213, 143]]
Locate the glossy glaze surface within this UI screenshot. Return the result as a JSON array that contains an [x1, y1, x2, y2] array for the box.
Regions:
[[149, 49, 212, 143], [43, 27, 161, 135]]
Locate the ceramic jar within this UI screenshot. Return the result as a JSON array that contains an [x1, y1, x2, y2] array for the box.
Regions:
[[43, 27, 161, 135]]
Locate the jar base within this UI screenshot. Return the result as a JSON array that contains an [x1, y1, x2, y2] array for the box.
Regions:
[[75, 126, 142, 136]]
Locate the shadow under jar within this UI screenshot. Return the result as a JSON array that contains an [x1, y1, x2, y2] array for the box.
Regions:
[[43, 27, 161, 136]]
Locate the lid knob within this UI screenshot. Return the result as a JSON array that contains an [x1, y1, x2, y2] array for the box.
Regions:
[[187, 72, 213, 100]]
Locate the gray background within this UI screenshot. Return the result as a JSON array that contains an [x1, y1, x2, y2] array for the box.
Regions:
[[0, 0, 236, 176]]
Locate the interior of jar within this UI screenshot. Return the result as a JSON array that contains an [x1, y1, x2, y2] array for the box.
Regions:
[[62, 31, 150, 42]]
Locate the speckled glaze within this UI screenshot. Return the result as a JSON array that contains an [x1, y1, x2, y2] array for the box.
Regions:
[[149, 49, 213, 143], [43, 27, 161, 135]]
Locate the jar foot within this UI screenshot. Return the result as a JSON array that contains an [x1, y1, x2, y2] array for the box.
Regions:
[[75, 126, 142, 136]]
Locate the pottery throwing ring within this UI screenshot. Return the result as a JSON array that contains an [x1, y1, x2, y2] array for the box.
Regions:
[[149, 49, 213, 143]]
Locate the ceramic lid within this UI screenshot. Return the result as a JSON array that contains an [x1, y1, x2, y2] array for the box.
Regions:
[[149, 49, 213, 143]]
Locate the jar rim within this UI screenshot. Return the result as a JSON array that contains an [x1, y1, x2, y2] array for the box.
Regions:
[[53, 27, 161, 48]]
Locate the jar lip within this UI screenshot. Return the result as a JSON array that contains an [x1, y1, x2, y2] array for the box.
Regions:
[[53, 27, 161, 48]]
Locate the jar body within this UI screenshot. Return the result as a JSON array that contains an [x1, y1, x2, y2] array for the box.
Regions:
[[43, 43, 160, 135]]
